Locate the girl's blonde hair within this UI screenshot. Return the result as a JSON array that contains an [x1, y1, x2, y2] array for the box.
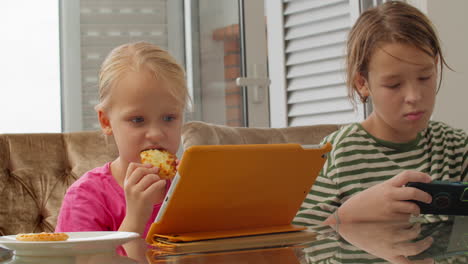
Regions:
[[346, 1, 449, 105], [96, 41, 189, 111]]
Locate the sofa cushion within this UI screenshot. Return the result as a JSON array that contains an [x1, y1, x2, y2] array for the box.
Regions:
[[0, 131, 118, 236]]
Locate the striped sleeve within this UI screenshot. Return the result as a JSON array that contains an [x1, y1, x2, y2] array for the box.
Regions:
[[462, 134, 468, 181], [293, 162, 340, 225], [293, 129, 348, 226], [433, 123, 468, 182]]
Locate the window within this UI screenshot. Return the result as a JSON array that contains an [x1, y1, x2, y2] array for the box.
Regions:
[[61, 0, 183, 131], [185, 0, 270, 127], [0, 1, 61, 133], [61, 0, 269, 131], [2, 0, 390, 133]]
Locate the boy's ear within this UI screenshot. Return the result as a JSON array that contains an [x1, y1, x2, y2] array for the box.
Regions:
[[98, 110, 113, 135], [354, 72, 370, 99]]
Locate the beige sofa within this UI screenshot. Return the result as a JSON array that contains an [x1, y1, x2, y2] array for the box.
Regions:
[[0, 122, 339, 237], [0, 131, 118, 236]]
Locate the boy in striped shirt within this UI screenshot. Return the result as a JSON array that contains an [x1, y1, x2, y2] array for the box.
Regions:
[[295, 1, 467, 227]]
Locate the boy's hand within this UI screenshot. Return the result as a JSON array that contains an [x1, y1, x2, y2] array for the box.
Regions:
[[332, 171, 433, 223], [122, 162, 167, 233]]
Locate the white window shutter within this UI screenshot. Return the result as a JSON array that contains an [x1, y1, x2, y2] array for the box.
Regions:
[[266, 0, 364, 127]]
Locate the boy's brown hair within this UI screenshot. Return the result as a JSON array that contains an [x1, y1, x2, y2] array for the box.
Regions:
[[346, 1, 449, 105]]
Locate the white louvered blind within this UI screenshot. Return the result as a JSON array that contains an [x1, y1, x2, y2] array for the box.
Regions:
[[80, 0, 168, 130], [268, 0, 364, 127]]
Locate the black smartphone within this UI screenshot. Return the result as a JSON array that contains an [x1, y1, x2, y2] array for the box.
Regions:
[[406, 181, 468, 215]]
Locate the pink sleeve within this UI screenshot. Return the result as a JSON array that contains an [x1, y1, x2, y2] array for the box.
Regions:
[[55, 183, 113, 232], [55, 182, 128, 256]]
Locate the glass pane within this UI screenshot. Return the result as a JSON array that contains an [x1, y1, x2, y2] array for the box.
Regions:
[[187, 0, 246, 127]]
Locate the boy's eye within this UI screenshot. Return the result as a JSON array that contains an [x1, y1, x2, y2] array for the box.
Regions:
[[419, 75, 432, 81], [131, 117, 144, 123], [385, 83, 400, 89]]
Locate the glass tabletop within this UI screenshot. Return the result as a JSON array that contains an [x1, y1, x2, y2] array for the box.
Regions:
[[1, 216, 468, 264]]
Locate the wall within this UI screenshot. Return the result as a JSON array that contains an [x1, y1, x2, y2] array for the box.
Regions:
[[410, 0, 468, 132]]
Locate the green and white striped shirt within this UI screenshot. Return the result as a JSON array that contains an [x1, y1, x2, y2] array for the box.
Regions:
[[294, 121, 468, 226]]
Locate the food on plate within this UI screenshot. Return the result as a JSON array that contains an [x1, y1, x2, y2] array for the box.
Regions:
[[140, 149, 177, 180], [15, 232, 69, 241]]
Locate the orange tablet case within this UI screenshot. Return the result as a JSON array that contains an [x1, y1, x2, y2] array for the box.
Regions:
[[146, 143, 331, 244]]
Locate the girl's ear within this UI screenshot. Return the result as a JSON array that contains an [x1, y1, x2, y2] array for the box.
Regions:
[[98, 110, 113, 135], [354, 72, 370, 99]]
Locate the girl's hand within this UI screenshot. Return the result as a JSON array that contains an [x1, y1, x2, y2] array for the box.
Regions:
[[330, 171, 433, 223], [122, 162, 167, 233]]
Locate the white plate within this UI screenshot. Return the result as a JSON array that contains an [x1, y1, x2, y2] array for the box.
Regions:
[[0, 231, 139, 256]]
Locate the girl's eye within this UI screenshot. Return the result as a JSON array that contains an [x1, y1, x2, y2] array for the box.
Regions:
[[163, 115, 175, 122], [419, 75, 432, 81], [131, 117, 144, 123]]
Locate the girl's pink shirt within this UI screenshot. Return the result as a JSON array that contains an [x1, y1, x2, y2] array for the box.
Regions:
[[55, 162, 169, 255]]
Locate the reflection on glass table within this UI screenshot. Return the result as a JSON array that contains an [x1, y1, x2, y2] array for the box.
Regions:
[[410, 216, 468, 261], [0, 252, 136, 264], [2, 217, 468, 264], [321, 216, 468, 264], [147, 217, 468, 264], [147, 246, 307, 264], [0, 231, 139, 264]]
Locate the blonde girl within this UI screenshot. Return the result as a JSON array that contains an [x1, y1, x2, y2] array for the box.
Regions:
[[56, 42, 189, 260]]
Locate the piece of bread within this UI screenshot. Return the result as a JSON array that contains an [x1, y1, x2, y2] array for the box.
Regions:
[[16, 232, 69, 241], [140, 149, 177, 180]]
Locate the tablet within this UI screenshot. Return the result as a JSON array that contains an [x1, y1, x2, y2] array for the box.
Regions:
[[146, 143, 331, 243]]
